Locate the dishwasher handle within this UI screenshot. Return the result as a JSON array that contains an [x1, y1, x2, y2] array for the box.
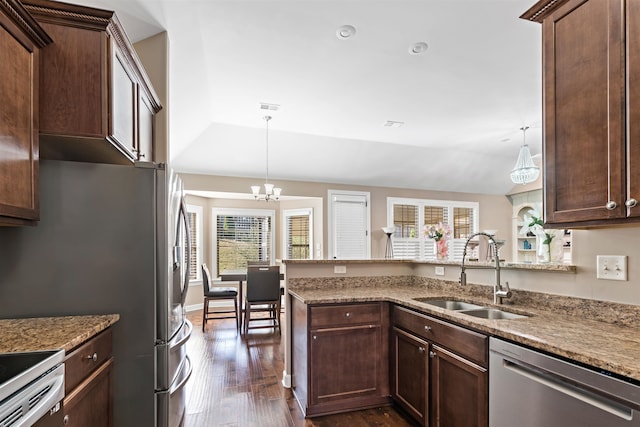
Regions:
[[503, 359, 634, 421]]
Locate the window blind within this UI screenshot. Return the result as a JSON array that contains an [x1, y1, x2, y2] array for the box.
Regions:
[[185, 211, 198, 280], [286, 214, 311, 259], [331, 194, 369, 259]]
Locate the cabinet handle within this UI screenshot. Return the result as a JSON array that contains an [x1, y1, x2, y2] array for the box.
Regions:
[[626, 198, 638, 208], [605, 201, 618, 210], [424, 325, 432, 332], [345, 312, 351, 318], [87, 352, 98, 362], [139, 152, 146, 159], [418, 347, 425, 353], [429, 350, 436, 358], [63, 415, 69, 425]]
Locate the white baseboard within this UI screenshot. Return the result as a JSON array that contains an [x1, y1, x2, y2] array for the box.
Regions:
[[185, 303, 203, 312], [281, 370, 291, 388]]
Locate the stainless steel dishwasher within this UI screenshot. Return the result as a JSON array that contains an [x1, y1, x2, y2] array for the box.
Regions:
[[490, 337, 640, 426]]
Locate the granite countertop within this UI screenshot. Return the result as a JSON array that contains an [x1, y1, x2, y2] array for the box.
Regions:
[[0, 314, 120, 353], [288, 284, 640, 382]]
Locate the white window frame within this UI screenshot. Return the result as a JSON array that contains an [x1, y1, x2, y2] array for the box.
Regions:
[[211, 207, 276, 277], [186, 204, 203, 283], [328, 190, 371, 259], [282, 208, 313, 260], [386, 197, 479, 261]]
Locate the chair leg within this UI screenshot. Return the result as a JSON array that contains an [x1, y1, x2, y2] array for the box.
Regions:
[[234, 297, 239, 329], [276, 300, 281, 334], [202, 297, 208, 332], [244, 302, 249, 334]]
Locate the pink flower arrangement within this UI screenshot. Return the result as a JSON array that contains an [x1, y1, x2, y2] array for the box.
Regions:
[[424, 222, 451, 260]]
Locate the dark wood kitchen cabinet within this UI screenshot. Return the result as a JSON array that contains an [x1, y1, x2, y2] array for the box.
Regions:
[[522, 0, 640, 227], [291, 299, 390, 417], [63, 328, 114, 427], [0, 0, 51, 226], [22, 0, 162, 165], [392, 305, 488, 427]]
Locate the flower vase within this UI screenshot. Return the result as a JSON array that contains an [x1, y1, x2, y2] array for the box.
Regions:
[[435, 239, 448, 260], [537, 242, 550, 263]]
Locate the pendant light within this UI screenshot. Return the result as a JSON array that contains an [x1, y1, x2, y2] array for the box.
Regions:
[[510, 126, 540, 185], [251, 115, 282, 201]]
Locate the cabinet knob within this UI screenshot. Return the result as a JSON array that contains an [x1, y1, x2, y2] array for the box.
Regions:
[[418, 347, 425, 353], [626, 198, 638, 208], [63, 415, 69, 425], [429, 350, 436, 358], [424, 325, 432, 332], [87, 352, 98, 362], [605, 201, 618, 210], [313, 335, 317, 340], [345, 312, 351, 318]]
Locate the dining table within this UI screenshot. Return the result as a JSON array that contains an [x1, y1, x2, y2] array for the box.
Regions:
[[219, 269, 284, 330]]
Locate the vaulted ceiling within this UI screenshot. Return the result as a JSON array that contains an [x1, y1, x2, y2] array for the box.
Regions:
[[65, 0, 543, 195]]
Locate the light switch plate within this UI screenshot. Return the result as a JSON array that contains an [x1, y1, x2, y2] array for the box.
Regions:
[[334, 265, 347, 274], [435, 266, 445, 276], [596, 255, 627, 281]]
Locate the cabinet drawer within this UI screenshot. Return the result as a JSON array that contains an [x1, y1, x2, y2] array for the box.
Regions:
[[393, 305, 487, 367], [310, 303, 381, 329], [65, 328, 113, 395]]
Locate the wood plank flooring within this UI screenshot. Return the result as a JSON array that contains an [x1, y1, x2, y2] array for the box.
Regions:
[[184, 310, 414, 427]]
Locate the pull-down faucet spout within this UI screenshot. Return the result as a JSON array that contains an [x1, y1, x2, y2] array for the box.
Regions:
[[460, 232, 511, 304]]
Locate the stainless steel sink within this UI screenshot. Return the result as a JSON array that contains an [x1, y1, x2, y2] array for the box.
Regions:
[[460, 308, 528, 320], [413, 298, 485, 311]]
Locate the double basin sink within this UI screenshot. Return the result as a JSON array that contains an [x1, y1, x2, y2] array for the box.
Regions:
[[413, 298, 529, 320]]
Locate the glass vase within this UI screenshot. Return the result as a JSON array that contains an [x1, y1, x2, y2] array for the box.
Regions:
[[435, 239, 448, 260]]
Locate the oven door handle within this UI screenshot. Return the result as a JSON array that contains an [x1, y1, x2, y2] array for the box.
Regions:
[[503, 359, 634, 420], [11, 366, 65, 427]]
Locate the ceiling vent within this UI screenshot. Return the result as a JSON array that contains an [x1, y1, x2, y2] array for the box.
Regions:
[[259, 103, 280, 111], [384, 121, 404, 128]]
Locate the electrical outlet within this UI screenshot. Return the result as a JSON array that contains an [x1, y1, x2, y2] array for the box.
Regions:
[[334, 265, 347, 274], [435, 266, 445, 276], [596, 255, 627, 281]]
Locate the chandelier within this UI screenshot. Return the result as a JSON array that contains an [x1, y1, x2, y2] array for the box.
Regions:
[[510, 126, 540, 185], [251, 115, 282, 201]]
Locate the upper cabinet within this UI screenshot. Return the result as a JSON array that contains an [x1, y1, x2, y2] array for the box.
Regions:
[[0, 0, 51, 226], [522, 0, 639, 228], [22, 0, 162, 165]]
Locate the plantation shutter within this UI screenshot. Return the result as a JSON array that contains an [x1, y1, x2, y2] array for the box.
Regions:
[[392, 204, 420, 259], [286, 213, 311, 259], [423, 206, 448, 259], [451, 207, 476, 261], [216, 213, 273, 274], [185, 211, 198, 280], [332, 194, 368, 259]]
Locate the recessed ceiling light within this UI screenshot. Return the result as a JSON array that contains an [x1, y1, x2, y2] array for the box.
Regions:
[[336, 25, 356, 40], [409, 42, 429, 55], [384, 121, 404, 128]]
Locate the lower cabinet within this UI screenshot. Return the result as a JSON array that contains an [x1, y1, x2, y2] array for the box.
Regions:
[[63, 328, 114, 427], [291, 299, 390, 417], [391, 305, 488, 427]]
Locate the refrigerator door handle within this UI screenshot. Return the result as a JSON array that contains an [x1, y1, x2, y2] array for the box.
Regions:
[[169, 355, 192, 396], [171, 319, 192, 350], [173, 195, 191, 306]]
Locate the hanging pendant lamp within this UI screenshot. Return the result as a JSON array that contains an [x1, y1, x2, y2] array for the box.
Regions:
[[510, 126, 540, 185], [251, 115, 282, 201]]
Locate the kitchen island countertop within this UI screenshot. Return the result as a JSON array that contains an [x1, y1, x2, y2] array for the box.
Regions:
[[289, 284, 640, 382], [0, 314, 120, 353]]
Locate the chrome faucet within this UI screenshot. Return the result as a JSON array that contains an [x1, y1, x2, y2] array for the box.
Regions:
[[459, 232, 512, 304]]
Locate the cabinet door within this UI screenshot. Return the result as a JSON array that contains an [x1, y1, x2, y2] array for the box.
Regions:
[[138, 89, 154, 161], [430, 345, 487, 427], [627, 0, 640, 218], [310, 325, 381, 406], [63, 358, 113, 427], [110, 43, 137, 161], [543, 0, 626, 225], [0, 11, 40, 224], [392, 327, 429, 426]]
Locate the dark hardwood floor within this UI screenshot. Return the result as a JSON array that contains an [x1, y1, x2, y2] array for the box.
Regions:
[[184, 310, 414, 427]]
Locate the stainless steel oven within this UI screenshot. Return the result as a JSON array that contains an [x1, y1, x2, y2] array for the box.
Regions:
[[0, 350, 64, 427]]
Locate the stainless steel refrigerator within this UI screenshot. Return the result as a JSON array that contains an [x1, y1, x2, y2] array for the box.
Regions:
[[0, 159, 192, 426]]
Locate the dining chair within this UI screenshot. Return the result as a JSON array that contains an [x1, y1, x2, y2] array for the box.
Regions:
[[244, 265, 281, 334], [201, 264, 239, 331]]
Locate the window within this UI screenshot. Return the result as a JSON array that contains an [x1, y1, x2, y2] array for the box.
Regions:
[[212, 208, 275, 276], [185, 204, 202, 281], [387, 197, 478, 261], [328, 190, 370, 259], [284, 208, 313, 260]]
